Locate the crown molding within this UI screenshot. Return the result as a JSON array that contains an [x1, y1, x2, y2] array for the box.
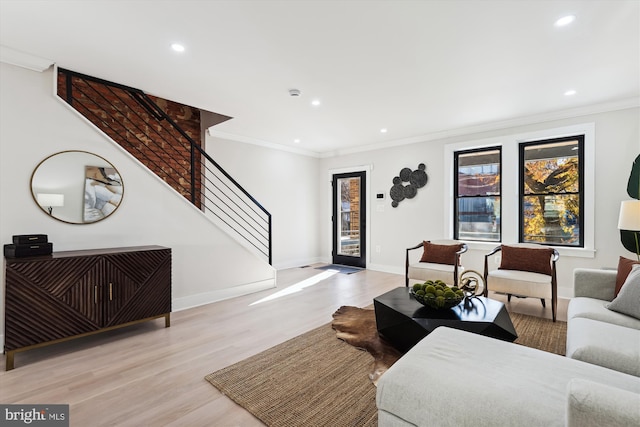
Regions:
[[322, 96, 640, 158], [0, 45, 54, 72], [209, 97, 639, 159]]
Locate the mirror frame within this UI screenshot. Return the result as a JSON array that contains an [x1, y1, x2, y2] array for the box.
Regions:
[[30, 150, 125, 224]]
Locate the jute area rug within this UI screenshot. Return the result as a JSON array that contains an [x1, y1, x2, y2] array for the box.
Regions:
[[205, 308, 566, 427]]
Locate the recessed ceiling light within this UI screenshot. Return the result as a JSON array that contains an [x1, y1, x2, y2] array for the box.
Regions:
[[555, 15, 576, 27], [380, 128, 388, 133], [294, 139, 301, 143], [564, 89, 577, 96], [311, 99, 321, 106], [171, 43, 185, 52]]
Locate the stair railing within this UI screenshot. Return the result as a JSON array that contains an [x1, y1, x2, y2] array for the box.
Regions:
[[57, 68, 272, 264]]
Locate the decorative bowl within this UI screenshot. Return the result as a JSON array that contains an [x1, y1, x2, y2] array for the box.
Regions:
[[410, 281, 464, 309]]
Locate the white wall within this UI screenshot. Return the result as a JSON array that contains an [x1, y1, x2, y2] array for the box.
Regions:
[[1, 59, 638, 348], [319, 107, 640, 298], [205, 136, 322, 269], [0, 63, 276, 346]]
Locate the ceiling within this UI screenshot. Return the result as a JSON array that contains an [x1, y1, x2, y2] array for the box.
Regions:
[[1, 0, 638, 156]]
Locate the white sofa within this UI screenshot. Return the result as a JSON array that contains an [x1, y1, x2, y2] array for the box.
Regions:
[[567, 268, 640, 377], [376, 327, 640, 427], [376, 267, 640, 426]]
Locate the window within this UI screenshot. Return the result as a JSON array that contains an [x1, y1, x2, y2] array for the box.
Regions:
[[446, 123, 594, 255], [454, 148, 501, 242], [520, 135, 584, 247]]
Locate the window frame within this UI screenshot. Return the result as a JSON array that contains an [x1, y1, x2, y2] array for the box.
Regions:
[[453, 146, 502, 242], [518, 135, 585, 247], [443, 122, 595, 258]]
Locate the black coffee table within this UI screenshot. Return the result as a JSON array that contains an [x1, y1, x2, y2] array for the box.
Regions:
[[374, 287, 517, 352]]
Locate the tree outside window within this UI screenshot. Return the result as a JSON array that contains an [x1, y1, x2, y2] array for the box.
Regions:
[[520, 136, 584, 247]]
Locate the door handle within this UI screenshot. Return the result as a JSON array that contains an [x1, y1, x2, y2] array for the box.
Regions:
[[94, 285, 98, 304], [109, 283, 113, 301]]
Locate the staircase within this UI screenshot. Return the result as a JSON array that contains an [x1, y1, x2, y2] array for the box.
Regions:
[[56, 68, 272, 264]]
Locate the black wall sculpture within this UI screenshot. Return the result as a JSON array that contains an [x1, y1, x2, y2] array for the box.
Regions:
[[390, 163, 428, 207]]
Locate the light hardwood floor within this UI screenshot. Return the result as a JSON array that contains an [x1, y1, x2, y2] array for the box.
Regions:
[[0, 266, 567, 427]]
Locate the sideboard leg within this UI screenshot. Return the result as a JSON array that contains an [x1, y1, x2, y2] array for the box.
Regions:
[[165, 313, 171, 328], [6, 351, 14, 371]]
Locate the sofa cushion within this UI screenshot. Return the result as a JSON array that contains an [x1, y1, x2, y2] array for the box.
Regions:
[[378, 410, 414, 427], [573, 268, 617, 301], [608, 264, 640, 320], [419, 241, 462, 265], [499, 244, 553, 275], [407, 262, 461, 286], [376, 327, 640, 427], [615, 257, 640, 297], [487, 269, 551, 299], [566, 317, 640, 377], [567, 297, 640, 330], [566, 379, 640, 427]]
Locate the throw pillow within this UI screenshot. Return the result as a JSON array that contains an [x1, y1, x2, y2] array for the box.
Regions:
[[607, 264, 640, 320], [499, 245, 554, 276], [614, 256, 640, 297], [419, 241, 463, 265]]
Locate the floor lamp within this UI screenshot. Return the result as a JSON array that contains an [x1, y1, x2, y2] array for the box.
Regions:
[[618, 200, 640, 261]]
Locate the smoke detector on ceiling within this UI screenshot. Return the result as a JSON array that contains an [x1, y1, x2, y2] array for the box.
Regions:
[[289, 89, 301, 97]]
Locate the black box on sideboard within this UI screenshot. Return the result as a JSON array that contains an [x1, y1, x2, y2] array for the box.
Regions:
[[4, 243, 53, 258], [12, 234, 49, 245]]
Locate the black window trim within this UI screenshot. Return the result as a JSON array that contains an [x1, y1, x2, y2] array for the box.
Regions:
[[453, 146, 502, 242], [518, 134, 585, 247]]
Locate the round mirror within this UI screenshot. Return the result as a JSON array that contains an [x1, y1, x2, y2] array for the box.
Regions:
[[30, 151, 124, 224]]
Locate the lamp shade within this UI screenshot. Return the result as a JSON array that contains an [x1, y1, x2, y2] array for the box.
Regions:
[[618, 200, 640, 231], [37, 193, 64, 207]]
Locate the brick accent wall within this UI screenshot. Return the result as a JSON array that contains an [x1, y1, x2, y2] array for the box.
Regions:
[[57, 70, 203, 207], [349, 179, 360, 239]]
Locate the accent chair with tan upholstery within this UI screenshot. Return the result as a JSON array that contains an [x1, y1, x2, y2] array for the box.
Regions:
[[484, 243, 559, 321], [405, 240, 468, 288]]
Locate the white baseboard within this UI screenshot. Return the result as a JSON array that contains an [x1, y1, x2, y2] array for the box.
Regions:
[[172, 279, 276, 312], [557, 288, 573, 299], [272, 257, 324, 270], [366, 263, 403, 275]]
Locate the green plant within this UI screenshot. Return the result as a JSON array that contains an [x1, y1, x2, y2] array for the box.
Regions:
[[621, 154, 640, 257], [410, 281, 464, 309]]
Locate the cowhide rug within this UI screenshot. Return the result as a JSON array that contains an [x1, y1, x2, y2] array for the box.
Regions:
[[331, 306, 402, 385]]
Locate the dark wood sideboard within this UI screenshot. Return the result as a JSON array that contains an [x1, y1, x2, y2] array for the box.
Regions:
[[4, 245, 171, 370]]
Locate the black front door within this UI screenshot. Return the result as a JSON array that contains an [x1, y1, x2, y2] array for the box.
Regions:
[[332, 171, 366, 268]]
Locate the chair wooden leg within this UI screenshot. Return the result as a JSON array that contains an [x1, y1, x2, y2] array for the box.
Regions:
[[540, 298, 546, 308]]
